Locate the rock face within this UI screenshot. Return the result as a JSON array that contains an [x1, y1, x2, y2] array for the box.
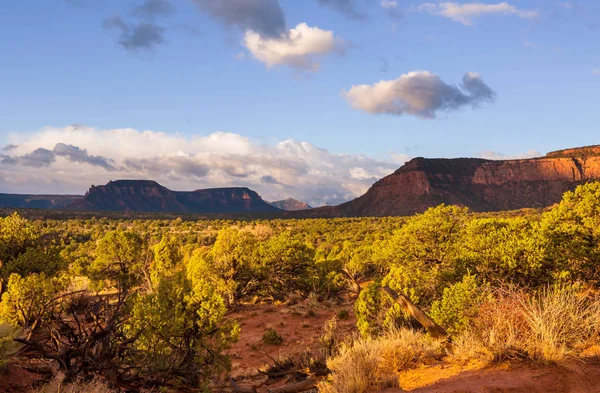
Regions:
[[0, 194, 83, 210], [0, 180, 281, 214], [269, 198, 312, 211], [302, 146, 600, 217], [70, 180, 281, 213]]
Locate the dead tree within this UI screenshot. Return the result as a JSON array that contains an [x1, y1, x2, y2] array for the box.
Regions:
[[14, 291, 145, 386], [380, 286, 449, 340]]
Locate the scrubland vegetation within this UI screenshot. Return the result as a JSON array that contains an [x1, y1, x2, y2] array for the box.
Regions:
[[1, 183, 600, 392]]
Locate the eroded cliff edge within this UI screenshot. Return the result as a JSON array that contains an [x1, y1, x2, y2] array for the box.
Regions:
[[300, 145, 600, 217]]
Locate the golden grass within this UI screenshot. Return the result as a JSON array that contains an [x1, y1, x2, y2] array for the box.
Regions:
[[32, 374, 116, 393], [318, 329, 442, 393], [320, 285, 600, 393], [452, 285, 600, 368]]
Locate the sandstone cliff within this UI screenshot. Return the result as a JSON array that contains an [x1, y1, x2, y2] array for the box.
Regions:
[[1, 180, 280, 214], [298, 146, 600, 217], [70, 180, 281, 213]]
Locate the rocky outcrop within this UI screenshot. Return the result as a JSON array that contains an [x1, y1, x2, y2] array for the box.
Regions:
[[298, 146, 600, 217], [70, 180, 281, 213], [1, 180, 281, 214], [269, 198, 312, 211]]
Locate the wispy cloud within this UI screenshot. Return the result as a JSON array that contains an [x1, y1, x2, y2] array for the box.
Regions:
[[133, 0, 174, 18], [317, 0, 367, 20], [381, 0, 402, 18], [416, 2, 539, 26], [103, 16, 166, 52], [193, 0, 286, 38]]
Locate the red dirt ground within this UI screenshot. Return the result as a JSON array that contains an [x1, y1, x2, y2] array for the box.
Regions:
[[0, 362, 47, 393], [226, 298, 357, 378], [383, 358, 600, 393], [3, 298, 600, 393]]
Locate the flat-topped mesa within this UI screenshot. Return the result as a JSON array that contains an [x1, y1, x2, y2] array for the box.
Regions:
[[73, 180, 281, 213], [300, 145, 600, 217], [545, 145, 600, 159]]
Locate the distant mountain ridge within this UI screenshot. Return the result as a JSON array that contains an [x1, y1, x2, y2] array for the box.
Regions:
[[294, 145, 600, 217], [268, 198, 312, 211], [0, 180, 281, 214], [3, 145, 600, 217]]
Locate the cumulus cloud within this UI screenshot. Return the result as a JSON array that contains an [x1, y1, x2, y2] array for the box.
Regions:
[[479, 150, 541, 160], [416, 2, 539, 25], [192, 0, 342, 71], [2, 143, 117, 170], [0, 126, 401, 207], [342, 71, 496, 118], [3, 148, 56, 168], [244, 23, 345, 71], [103, 15, 166, 51], [193, 0, 286, 38], [316, 0, 367, 20], [52, 143, 117, 170]]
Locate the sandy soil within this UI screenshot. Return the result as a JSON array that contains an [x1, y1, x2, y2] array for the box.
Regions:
[[383, 359, 600, 393], [224, 297, 356, 393]]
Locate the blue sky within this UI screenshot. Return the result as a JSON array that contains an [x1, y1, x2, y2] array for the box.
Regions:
[[0, 1, 599, 204]]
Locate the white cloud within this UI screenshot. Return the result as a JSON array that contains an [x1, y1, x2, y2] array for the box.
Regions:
[[381, 0, 402, 18], [479, 150, 541, 160], [381, 0, 398, 9], [342, 71, 495, 118], [592, 68, 600, 76], [244, 23, 344, 71], [416, 2, 539, 26], [0, 125, 401, 207]]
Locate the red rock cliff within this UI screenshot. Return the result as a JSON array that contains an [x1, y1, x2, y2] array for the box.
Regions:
[[301, 146, 600, 217]]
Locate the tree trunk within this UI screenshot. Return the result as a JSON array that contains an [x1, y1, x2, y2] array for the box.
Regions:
[[381, 286, 448, 340], [267, 377, 318, 393]]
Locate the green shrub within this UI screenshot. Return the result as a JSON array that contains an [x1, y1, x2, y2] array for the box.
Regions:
[[430, 273, 488, 335], [355, 282, 404, 338], [337, 309, 350, 320], [262, 328, 283, 345]]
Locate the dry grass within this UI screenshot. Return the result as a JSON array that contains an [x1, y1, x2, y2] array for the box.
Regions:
[[318, 329, 442, 393], [452, 285, 600, 367], [522, 286, 600, 362], [321, 285, 600, 393], [32, 373, 159, 393], [32, 374, 116, 393]]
